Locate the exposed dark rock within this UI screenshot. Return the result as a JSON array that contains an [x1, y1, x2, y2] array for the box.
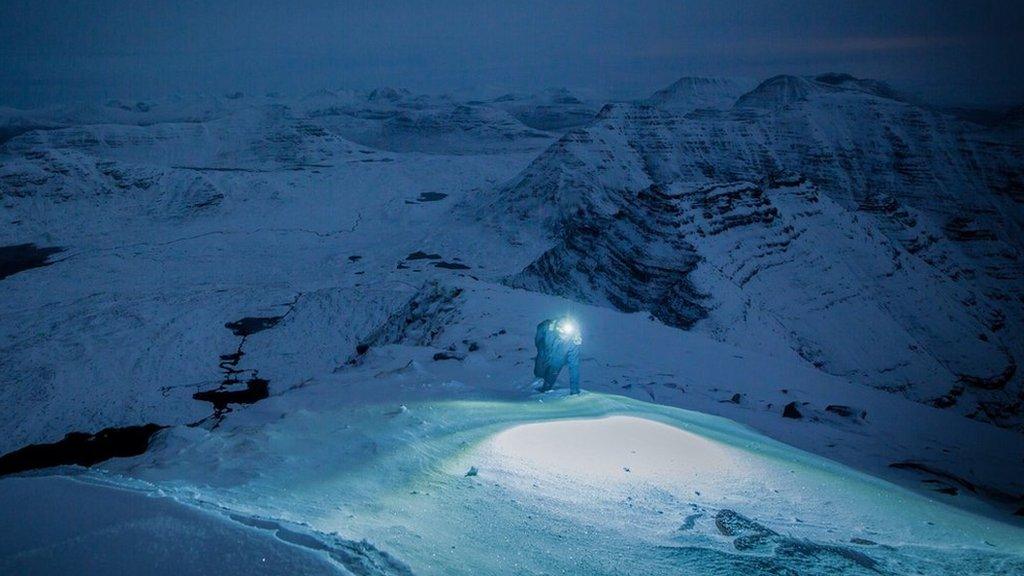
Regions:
[[782, 401, 803, 419], [888, 461, 978, 493], [406, 251, 442, 260], [193, 378, 270, 411], [698, 182, 778, 235], [930, 385, 964, 408], [713, 508, 879, 570], [715, 509, 777, 551], [356, 343, 370, 355], [416, 192, 448, 202], [958, 361, 1017, 390], [505, 182, 707, 329], [943, 216, 997, 241], [825, 404, 854, 417], [348, 255, 362, 262], [715, 510, 773, 537], [434, 261, 470, 270], [350, 282, 462, 365], [0, 423, 164, 476], [224, 316, 284, 337], [0, 243, 65, 280], [432, 351, 464, 361], [824, 405, 866, 420]]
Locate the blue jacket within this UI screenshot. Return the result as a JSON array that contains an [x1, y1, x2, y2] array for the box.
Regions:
[[533, 319, 581, 392]]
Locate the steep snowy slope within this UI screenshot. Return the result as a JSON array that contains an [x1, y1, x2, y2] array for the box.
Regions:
[[482, 74, 1024, 428]]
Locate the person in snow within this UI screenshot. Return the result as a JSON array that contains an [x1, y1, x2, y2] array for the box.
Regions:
[[533, 317, 582, 394]]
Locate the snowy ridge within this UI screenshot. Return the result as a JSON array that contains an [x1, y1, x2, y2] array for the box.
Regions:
[[484, 76, 1024, 428], [645, 76, 755, 112], [0, 89, 558, 159]]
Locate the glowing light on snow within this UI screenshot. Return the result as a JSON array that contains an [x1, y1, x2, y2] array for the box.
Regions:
[[480, 416, 734, 487], [460, 414, 1024, 555]]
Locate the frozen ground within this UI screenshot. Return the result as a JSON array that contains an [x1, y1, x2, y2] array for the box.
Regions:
[[4, 389, 1022, 575], [1, 83, 1023, 574]]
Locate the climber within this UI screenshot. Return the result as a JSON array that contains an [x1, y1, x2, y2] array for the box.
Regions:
[[533, 317, 582, 394]]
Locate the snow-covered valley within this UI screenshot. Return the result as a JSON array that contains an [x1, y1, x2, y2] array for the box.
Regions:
[[2, 78, 1023, 575]]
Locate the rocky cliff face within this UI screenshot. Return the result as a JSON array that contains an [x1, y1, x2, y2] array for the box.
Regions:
[[485, 75, 1024, 429]]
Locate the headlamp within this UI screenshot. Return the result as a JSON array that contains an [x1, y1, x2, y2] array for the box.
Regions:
[[557, 318, 579, 340]]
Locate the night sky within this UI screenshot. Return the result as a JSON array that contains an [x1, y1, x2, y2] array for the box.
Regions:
[[1, 0, 1022, 107]]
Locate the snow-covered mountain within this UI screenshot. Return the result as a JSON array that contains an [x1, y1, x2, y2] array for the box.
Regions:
[[482, 74, 1024, 429], [2, 77, 1024, 574], [644, 76, 755, 112], [486, 88, 599, 131], [0, 89, 558, 159]]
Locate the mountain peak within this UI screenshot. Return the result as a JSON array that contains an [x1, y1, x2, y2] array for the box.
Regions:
[[735, 73, 902, 109], [813, 73, 902, 100], [734, 75, 819, 109], [367, 87, 411, 102], [647, 77, 753, 111]]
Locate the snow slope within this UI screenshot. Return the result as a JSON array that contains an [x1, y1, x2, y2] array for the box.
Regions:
[[0, 475, 361, 575], [42, 335, 1024, 574], [1, 78, 1023, 574]]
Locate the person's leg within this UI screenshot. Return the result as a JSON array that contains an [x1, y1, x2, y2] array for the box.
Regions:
[[543, 364, 560, 391], [567, 346, 580, 394]]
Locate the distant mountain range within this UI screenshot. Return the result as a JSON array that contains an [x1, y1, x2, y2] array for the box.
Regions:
[[2, 73, 1022, 448]]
